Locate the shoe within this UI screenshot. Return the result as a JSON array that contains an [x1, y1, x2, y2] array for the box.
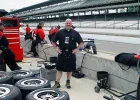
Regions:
[[27, 51, 32, 55], [52, 81, 61, 88], [14, 66, 22, 70], [33, 55, 39, 58], [66, 80, 71, 89], [25, 54, 33, 58]]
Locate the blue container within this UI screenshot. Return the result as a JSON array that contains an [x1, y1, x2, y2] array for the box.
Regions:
[[30, 68, 40, 78]]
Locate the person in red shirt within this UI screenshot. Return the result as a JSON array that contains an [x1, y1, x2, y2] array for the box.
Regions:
[[48, 25, 60, 42], [48, 27, 53, 41], [35, 26, 45, 40], [49, 27, 53, 34], [28, 22, 45, 57], [25, 24, 33, 40], [26, 24, 30, 34]]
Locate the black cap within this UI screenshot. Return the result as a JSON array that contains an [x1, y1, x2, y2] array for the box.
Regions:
[[57, 25, 60, 29], [0, 22, 4, 26], [38, 21, 44, 26]]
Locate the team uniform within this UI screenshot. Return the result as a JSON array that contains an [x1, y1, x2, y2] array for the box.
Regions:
[[0, 31, 21, 71], [52, 28, 83, 72], [30, 26, 45, 57]]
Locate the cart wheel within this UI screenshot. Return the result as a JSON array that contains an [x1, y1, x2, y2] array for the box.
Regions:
[[94, 86, 100, 93]]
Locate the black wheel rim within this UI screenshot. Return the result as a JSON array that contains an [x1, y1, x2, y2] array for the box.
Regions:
[[21, 79, 45, 86], [33, 90, 60, 100]]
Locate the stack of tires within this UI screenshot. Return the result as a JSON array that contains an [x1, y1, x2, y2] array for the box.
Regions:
[[0, 71, 22, 100], [0, 65, 70, 100]]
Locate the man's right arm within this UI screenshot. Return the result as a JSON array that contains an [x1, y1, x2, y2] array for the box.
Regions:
[[52, 42, 61, 54], [51, 31, 59, 44], [51, 32, 62, 54], [52, 42, 57, 49]]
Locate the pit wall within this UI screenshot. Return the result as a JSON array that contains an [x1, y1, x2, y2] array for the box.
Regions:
[[20, 36, 139, 94]]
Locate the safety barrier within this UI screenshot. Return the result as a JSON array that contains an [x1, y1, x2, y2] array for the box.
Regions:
[[20, 37, 139, 95]]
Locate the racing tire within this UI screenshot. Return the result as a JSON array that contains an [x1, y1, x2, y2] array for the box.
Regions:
[[15, 77, 51, 100], [11, 70, 34, 83], [0, 71, 14, 84], [26, 88, 70, 100], [0, 84, 22, 100]]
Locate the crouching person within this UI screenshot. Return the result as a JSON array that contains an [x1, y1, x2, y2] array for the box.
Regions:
[[28, 22, 45, 57], [0, 22, 21, 71]]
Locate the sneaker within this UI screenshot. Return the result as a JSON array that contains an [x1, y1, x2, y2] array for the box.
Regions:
[[66, 80, 71, 89], [27, 51, 33, 55], [14, 66, 22, 70], [52, 81, 61, 88], [25, 54, 34, 58], [33, 55, 39, 58]]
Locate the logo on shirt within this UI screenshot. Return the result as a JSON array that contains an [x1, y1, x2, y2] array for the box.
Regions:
[[65, 36, 69, 44]]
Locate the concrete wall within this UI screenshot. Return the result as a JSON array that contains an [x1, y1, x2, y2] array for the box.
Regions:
[[27, 27, 140, 44], [21, 37, 139, 94], [28, 26, 140, 37]]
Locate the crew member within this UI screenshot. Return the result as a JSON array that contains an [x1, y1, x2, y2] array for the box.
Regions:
[[19, 23, 25, 35], [0, 22, 22, 71], [25, 24, 33, 40], [48, 27, 53, 41], [29, 22, 45, 57], [48, 25, 60, 42], [51, 19, 83, 89]]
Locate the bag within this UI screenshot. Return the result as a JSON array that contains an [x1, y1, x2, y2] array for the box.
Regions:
[[50, 57, 57, 63], [72, 70, 85, 78], [97, 71, 108, 88], [115, 53, 138, 70]]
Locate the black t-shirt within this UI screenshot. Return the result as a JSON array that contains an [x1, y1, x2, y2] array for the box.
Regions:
[[0, 35, 9, 47], [0, 35, 9, 52], [52, 28, 83, 50]]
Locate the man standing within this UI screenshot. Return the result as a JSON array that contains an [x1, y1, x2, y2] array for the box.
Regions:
[[0, 22, 22, 71], [19, 23, 25, 35], [51, 18, 83, 89]]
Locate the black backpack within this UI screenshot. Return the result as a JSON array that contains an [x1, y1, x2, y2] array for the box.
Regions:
[[115, 53, 139, 70]]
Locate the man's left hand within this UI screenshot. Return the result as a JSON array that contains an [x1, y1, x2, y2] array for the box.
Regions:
[[72, 48, 79, 54]]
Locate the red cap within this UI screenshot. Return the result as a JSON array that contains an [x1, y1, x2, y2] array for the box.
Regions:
[[134, 54, 140, 59]]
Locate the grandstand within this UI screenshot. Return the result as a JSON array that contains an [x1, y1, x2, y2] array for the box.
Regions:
[[7, 0, 140, 30]]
